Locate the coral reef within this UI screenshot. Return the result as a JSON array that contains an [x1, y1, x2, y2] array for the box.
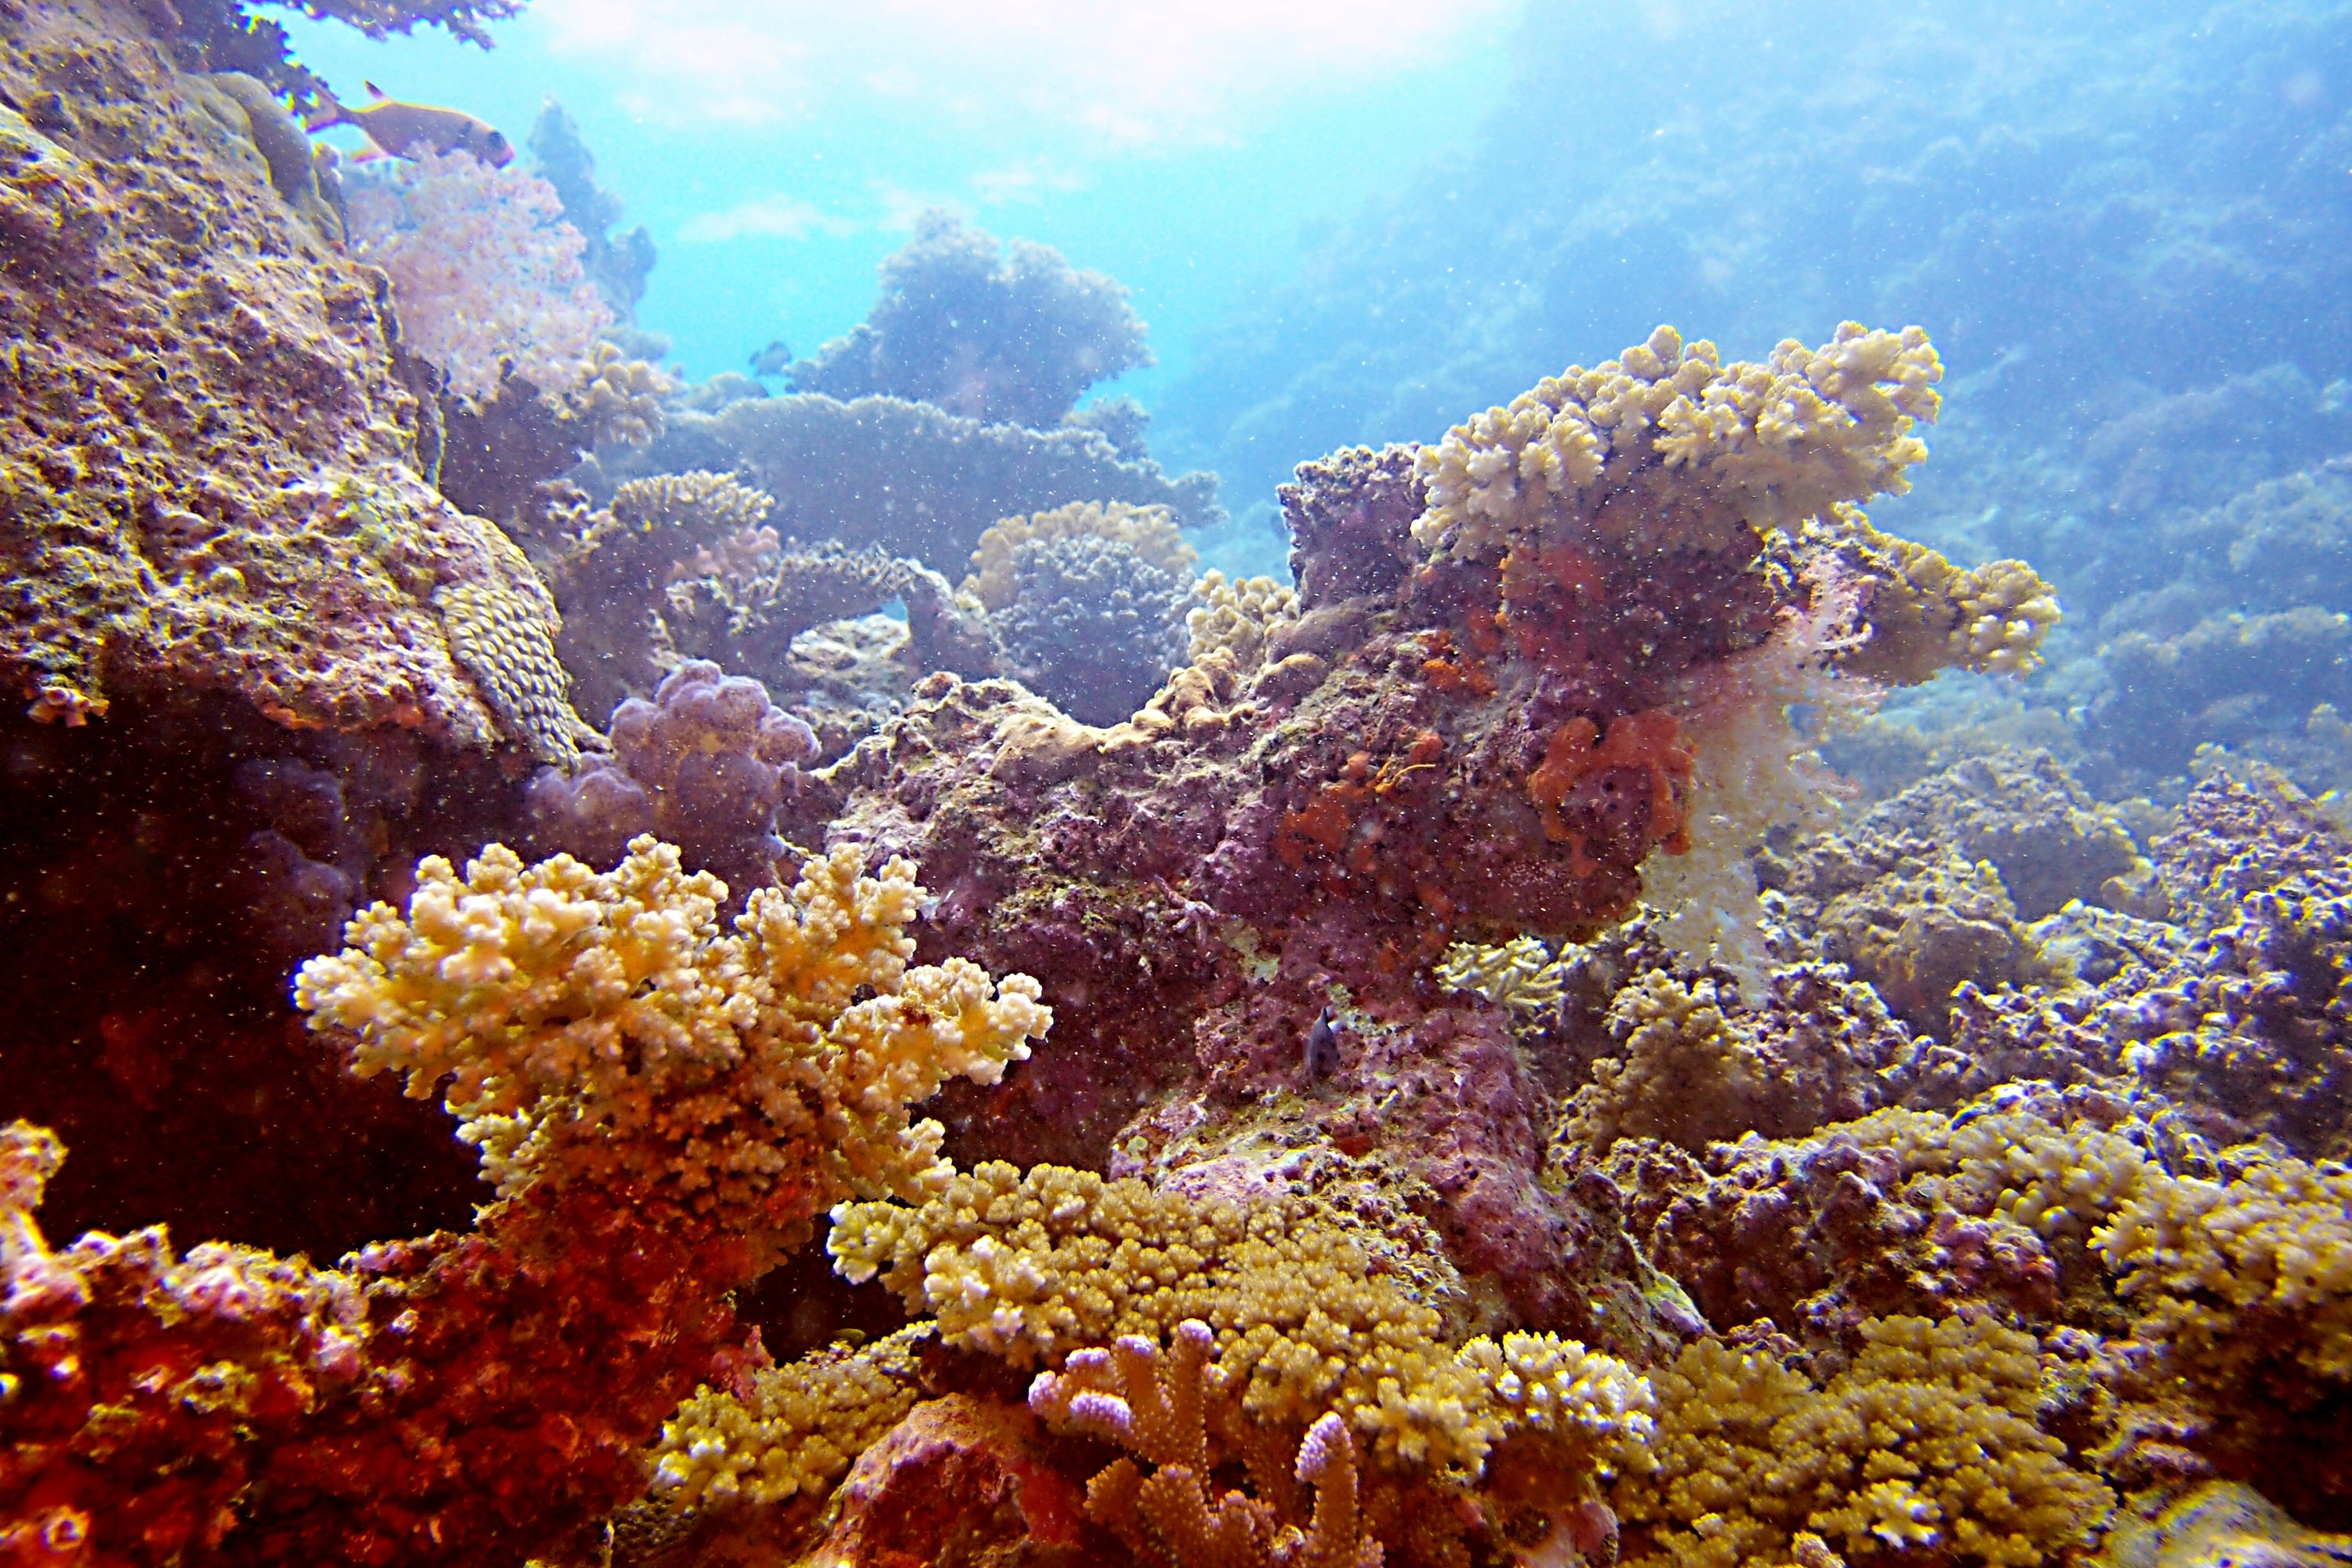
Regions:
[[15, 53, 2350, 1561], [0, 834, 1050, 1564], [790, 210, 1152, 428], [593, 390, 1222, 570]]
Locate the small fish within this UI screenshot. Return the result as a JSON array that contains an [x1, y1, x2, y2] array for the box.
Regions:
[[747, 339, 795, 379], [1303, 1008, 1341, 1078], [304, 82, 513, 166]]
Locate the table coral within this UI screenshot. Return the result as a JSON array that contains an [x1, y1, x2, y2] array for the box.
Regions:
[[0, 2, 586, 753]]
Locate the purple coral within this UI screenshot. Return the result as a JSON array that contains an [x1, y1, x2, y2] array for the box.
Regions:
[[346, 150, 612, 407], [527, 662, 817, 895]]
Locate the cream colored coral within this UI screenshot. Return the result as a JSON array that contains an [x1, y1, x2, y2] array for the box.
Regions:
[[296, 837, 1050, 1258], [649, 1324, 931, 1508], [1414, 324, 1941, 564], [829, 1160, 1650, 1475], [1185, 570, 1300, 673], [568, 342, 673, 446], [1818, 514, 2060, 682], [1433, 935, 1569, 1019], [964, 499, 1196, 612], [436, 575, 593, 767], [609, 470, 774, 535], [1610, 1316, 2111, 1568]]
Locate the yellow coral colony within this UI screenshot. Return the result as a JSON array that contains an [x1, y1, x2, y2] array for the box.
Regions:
[[826, 1160, 1653, 1476], [1412, 322, 1944, 564], [294, 838, 1050, 1261], [1613, 1316, 2113, 1568], [1185, 569, 1301, 673], [651, 1324, 935, 1508]]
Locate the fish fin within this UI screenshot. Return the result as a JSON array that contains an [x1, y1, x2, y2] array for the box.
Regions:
[[363, 81, 388, 100]]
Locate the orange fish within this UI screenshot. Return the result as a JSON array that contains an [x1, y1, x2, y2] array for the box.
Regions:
[[304, 82, 513, 166]]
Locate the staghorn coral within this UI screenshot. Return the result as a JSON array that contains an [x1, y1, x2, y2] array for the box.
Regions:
[[649, 1323, 934, 1508], [1186, 570, 1301, 674], [1434, 935, 1571, 1022], [828, 1160, 1651, 1477], [0, 9, 566, 747], [345, 148, 612, 408], [1027, 1321, 1389, 1568], [789, 209, 1152, 429], [1610, 1316, 2114, 1568], [526, 660, 818, 895], [296, 836, 1050, 1255], [967, 500, 1197, 612]]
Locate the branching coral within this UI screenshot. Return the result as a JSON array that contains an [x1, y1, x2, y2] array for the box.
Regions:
[[649, 1323, 934, 1508], [1610, 1316, 2113, 1568], [828, 1160, 1651, 1476], [1434, 935, 1571, 1022], [346, 149, 611, 408], [1028, 1320, 1386, 1568], [295, 837, 1050, 1258], [989, 532, 1196, 725], [790, 209, 1152, 428], [1414, 324, 1940, 564]]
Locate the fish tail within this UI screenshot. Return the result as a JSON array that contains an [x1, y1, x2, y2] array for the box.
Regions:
[[300, 89, 347, 133]]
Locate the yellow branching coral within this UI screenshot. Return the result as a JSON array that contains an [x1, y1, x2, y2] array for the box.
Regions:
[[1414, 323, 1941, 564], [1610, 1316, 2113, 1568], [295, 838, 1050, 1260], [2094, 1152, 2352, 1388], [648, 1324, 932, 1508], [827, 1160, 1651, 1475], [964, 499, 1196, 612], [1185, 570, 1301, 673], [608, 470, 775, 535], [1821, 514, 2060, 681], [1432, 935, 1570, 1020]]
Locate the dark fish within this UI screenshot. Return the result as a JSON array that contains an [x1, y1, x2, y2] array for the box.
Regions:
[[748, 339, 795, 378], [1303, 1008, 1340, 1078], [305, 82, 514, 166]]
